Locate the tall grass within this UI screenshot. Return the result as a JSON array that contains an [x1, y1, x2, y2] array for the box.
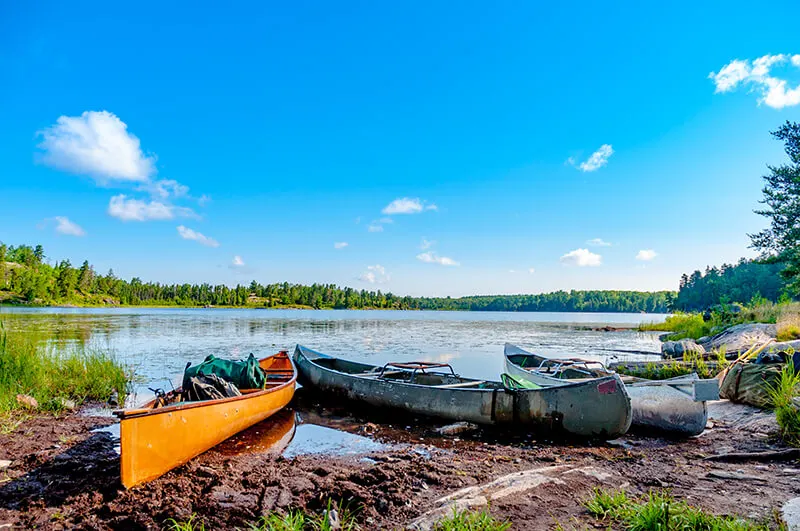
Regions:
[[769, 361, 800, 446], [0, 321, 128, 415], [584, 488, 778, 530]]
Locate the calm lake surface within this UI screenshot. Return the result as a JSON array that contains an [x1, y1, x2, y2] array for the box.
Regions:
[[0, 308, 667, 407]]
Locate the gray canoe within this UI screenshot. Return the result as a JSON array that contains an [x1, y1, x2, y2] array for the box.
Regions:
[[294, 345, 632, 439], [504, 343, 719, 436]]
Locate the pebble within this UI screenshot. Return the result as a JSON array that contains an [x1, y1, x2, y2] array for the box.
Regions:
[[16, 394, 38, 409]]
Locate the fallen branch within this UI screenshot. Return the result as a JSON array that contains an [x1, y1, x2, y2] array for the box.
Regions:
[[704, 448, 800, 463]]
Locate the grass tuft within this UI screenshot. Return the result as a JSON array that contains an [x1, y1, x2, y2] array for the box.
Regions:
[[166, 514, 207, 531], [433, 507, 512, 531], [769, 361, 800, 446], [583, 488, 779, 531]]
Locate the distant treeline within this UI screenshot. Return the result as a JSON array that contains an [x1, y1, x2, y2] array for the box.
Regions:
[[0, 243, 671, 312], [673, 258, 786, 311]]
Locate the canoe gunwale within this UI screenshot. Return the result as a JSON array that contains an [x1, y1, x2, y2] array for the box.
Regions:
[[115, 351, 297, 420]]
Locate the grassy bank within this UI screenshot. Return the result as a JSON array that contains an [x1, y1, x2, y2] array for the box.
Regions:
[[770, 362, 800, 447], [0, 322, 128, 418], [573, 488, 783, 531], [639, 302, 800, 342]]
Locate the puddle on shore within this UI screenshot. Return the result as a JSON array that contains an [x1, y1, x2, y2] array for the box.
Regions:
[[216, 408, 396, 458]]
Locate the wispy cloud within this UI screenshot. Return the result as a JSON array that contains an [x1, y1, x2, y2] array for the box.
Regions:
[[37, 111, 156, 183], [635, 249, 658, 261], [381, 197, 437, 215], [138, 179, 190, 200], [420, 238, 435, 250], [710, 54, 800, 109], [177, 225, 219, 247], [108, 194, 196, 222], [417, 252, 460, 266], [586, 238, 612, 247], [560, 248, 602, 267], [231, 255, 245, 267], [334, 242, 349, 249], [570, 145, 614, 172], [359, 264, 390, 284], [528, 268, 536, 274], [367, 223, 384, 233], [50, 216, 86, 236]]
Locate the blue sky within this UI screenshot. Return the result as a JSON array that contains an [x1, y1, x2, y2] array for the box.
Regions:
[[2, 1, 800, 297]]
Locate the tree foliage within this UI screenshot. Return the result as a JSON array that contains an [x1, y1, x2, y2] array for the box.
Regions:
[[750, 121, 800, 292], [0, 242, 672, 312], [673, 258, 786, 311]]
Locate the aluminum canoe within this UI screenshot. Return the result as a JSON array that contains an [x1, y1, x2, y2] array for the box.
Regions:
[[503, 343, 717, 436], [294, 345, 632, 439]]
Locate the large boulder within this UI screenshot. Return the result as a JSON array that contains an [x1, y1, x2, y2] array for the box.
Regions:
[[698, 323, 777, 354], [661, 339, 706, 359]]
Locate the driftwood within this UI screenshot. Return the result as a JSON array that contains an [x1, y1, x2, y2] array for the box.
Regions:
[[704, 448, 800, 463]]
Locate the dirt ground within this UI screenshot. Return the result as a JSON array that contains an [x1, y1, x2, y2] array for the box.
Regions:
[[0, 393, 797, 530]]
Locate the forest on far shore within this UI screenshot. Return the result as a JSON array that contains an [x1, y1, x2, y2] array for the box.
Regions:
[[0, 243, 671, 312]]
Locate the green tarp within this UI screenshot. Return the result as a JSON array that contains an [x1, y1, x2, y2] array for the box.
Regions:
[[183, 353, 266, 391], [719, 362, 782, 409]]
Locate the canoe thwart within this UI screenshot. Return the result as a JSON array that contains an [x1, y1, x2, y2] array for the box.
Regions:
[[380, 361, 457, 377], [432, 381, 486, 389]]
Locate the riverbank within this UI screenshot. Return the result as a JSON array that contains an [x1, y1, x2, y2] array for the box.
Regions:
[[0, 393, 795, 530]]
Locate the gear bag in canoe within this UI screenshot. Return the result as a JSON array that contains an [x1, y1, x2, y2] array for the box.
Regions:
[[182, 353, 266, 392]]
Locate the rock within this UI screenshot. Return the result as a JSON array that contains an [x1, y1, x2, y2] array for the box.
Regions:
[[108, 391, 119, 407], [16, 394, 38, 409], [0, 460, 11, 469], [698, 323, 777, 354], [661, 339, 706, 359], [57, 398, 77, 411], [783, 497, 800, 531], [434, 422, 478, 436]]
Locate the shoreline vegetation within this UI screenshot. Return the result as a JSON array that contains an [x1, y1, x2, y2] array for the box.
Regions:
[[0, 322, 129, 431]]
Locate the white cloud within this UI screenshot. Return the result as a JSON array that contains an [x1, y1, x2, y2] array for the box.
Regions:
[[139, 179, 190, 200], [636, 249, 658, 261], [560, 248, 602, 267], [381, 197, 437, 215], [177, 225, 219, 247], [710, 54, 800, 109], [378, 217, 393, 224], [416, 252, 460, 266], [231, 255, 245, 267], [37, 111, 156, 183], [586, 238, 612, 247], [508, 269, 516, 273], [574, 144, 614, 172], [53, 216, 86, 236], [528, 268, 536, 274], [420, 238, 435, 250], [367, 223, 384, 233], [359, 264, 390, 284], [334, 242, 349, 249], [108, 194, 196, 222]]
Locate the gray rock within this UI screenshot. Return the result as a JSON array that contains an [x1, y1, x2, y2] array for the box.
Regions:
[[661, 339, 706, 359], [434, 421, 479, 436], [698, 323, 776, 353], [783, 497, 800, 531], [57, 398, 77, 411], [0, 460, 11, 469]]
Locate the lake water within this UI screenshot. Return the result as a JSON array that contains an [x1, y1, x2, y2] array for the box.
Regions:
[[0, 307, 666, 406]]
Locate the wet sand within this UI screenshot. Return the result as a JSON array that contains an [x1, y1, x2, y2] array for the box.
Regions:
[[0, 391, 797, 530]]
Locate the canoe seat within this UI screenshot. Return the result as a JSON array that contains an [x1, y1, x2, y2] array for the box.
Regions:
[[432, 381, 485, 389]]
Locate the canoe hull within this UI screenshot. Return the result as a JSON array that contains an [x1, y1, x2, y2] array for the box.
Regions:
[[119, 352, 296, 488], [294, 345, 631, 439], [503, 344, 709, 436]]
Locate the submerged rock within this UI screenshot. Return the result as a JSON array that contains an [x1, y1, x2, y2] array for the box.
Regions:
[[661, 339, 705, 358], [783, 497, 800, 531]]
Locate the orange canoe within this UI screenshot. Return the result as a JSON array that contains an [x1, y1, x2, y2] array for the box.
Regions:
[[114, 351, 296, 488]]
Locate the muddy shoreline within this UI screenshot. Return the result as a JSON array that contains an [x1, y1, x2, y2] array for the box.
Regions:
[[0, 393, 797, 530]]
